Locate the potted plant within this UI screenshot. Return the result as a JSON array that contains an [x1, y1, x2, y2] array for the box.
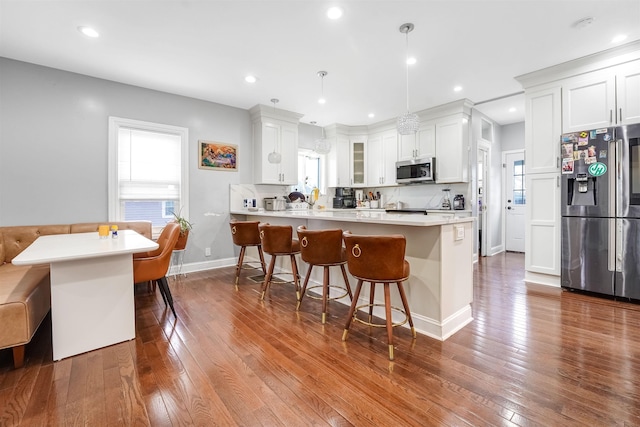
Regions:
[[171, 209, 193, 250]]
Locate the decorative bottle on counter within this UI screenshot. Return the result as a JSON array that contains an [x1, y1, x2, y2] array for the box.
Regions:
[[111, 225, 118, 238], [441, 189, 452, 210]]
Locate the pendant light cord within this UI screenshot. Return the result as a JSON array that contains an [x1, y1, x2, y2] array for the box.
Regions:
[[405, 30, 410, 113]]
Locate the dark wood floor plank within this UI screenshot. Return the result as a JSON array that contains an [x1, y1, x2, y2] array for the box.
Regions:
[[4, 253, 640, 425]]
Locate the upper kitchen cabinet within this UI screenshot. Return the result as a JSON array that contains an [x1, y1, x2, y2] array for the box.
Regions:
[[435, 113, 470, 183], [325, 124, 356, 188], [617, 61, 640, 125], [366, 129, 397, 186], [397, 124, 435, 161], [562, 60, 640, 132], [250, 104, 303, 185], [525, 85, 562, 174], [350, 137, 367, 187]]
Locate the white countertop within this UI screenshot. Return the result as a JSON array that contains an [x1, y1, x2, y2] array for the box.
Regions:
[[12, 230, 159, 265], [231, 209, 475, 227]]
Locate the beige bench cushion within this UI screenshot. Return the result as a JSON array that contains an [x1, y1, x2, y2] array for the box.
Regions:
[[0, 225, 71, 263], [0, 264, 50, 349]]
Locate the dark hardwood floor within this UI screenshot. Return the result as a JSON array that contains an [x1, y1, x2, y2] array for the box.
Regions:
[[2, 252, 640, 426]]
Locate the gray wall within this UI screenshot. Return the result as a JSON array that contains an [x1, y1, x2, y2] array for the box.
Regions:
[[501, 121, 525, 152], [0, 57, 252, 264]]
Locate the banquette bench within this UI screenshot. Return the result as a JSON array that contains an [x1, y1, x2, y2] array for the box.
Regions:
[[0, 221, 152, 368]]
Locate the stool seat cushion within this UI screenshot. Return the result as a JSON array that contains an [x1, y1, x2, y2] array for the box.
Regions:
[[351, 259, 410, 282]]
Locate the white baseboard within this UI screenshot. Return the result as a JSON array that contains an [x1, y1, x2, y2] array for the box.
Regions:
[[524, 271, 560, 287]]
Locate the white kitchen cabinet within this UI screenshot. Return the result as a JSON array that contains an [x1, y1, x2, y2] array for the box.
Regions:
[[562, 70, 615, 133], [523, 85, 562, 280], [435, 114, 469, 183], [617, 61, 640, 125], [562, 60, 640, 132], [397, 124, 435, 161], [366, 130, 397, 186], [350, 139, 366, 187], [525, 85, 562, 174], [525, 172, 560, 276], [326, 135, 351, 188], [250, 105, 303, 185]]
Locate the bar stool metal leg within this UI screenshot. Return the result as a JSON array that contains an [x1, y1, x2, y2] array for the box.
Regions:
[[342, 279, 364, 341], [397, 281, 417, 339]]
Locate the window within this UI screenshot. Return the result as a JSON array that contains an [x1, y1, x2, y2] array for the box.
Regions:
[[297, 149, 321, 194], [512, 159, 526, 204], [481, 119, 493, 142], [108, 117, 189, 238]]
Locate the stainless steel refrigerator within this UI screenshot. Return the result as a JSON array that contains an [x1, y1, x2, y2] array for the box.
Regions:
[[561, 124, 640, 299]]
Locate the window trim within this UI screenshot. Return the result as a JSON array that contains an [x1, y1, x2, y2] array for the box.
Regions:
[[108, 117, 189, 236]]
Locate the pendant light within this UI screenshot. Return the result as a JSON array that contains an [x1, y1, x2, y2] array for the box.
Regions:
[[396, 23, 419, 135], [311, 121, 331, 155], [267, 98, 282, 164], [317, 70, 327, 104]]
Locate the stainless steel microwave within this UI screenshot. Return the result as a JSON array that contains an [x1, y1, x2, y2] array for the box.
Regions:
[[396, 157, 435, 184]]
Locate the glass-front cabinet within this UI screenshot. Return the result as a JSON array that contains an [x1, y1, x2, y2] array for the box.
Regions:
[[351, 140, 366, 187]]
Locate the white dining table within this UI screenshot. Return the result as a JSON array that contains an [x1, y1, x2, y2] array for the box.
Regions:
[[12, 230, 159, 361]]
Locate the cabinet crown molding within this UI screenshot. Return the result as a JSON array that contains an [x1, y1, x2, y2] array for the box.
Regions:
[[516, 39, 640, 89], [249, 104, 304, 125]]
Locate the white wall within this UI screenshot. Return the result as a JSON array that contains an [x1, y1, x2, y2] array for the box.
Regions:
[[501, 122, 525, 152], [470, 109, 504, 255], [0, 57, 251, 265]]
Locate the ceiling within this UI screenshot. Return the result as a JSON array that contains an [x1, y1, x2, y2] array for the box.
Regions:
[[1, 1, 639, 127]]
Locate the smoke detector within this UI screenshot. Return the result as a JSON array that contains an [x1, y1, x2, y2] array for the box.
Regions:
[[573, 17, 594, 29]]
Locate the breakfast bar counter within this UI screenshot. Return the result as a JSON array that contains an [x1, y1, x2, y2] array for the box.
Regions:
[[231, 209, 474, 341]]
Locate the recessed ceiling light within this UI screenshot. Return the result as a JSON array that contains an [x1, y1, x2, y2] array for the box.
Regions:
[[327, 7, 343, 20], [453, 86, 463, 92], [78, 26, 99, 38], [612, 34, 628, 43], [318, 97, 326, 105], [406, 57, 417, 65], [509, 107, 517, 113], [245, 75, 257, 83], [368, 113, 375, 118]]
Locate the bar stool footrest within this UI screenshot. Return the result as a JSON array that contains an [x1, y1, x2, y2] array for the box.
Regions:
[[240, 262, 264, 271], [305, 284, 350, 301], [268, 272, 298, 285], [353, 303, 409, 328]]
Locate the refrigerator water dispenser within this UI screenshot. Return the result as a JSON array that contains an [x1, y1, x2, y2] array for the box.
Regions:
[[568, 173, 596, 206]]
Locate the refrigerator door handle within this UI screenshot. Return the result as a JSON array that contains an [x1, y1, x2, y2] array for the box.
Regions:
[[610, 139, 618, 218], [610, 218, 618, 272], [616, 219, 623, 273]]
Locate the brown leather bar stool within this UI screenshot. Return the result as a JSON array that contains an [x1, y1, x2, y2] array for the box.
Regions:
[[229, 220, 267, 290], [341, 231, 416, 360], [258, 223, 301, 302], [296, 226, 353, 324]]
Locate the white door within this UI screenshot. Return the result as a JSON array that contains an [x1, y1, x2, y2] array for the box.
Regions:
[[505, 151, 526, 252]]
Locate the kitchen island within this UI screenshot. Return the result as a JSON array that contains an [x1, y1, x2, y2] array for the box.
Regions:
[[231, 208, 474, 341]]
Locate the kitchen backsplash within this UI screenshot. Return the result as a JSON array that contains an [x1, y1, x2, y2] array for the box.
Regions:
[[231, 183, 468, 211]]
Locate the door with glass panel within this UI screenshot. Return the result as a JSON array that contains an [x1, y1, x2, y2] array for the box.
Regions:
[[505, 151, 526, 252]]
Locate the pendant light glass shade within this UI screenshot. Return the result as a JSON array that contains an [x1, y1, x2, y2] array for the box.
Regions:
[[397, 112, 420, 135], [396, 23, 420, 135], [312, 121, 331, 154], [267, 98, 282, 164], [267, 151, 282, 163], [314, 138, 332, 154]]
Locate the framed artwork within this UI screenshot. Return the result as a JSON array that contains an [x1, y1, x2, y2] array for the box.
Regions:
[[198, 140, 237, 171]]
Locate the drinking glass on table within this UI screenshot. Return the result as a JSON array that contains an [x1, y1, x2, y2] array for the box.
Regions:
[[98, 225, 109, 239]]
